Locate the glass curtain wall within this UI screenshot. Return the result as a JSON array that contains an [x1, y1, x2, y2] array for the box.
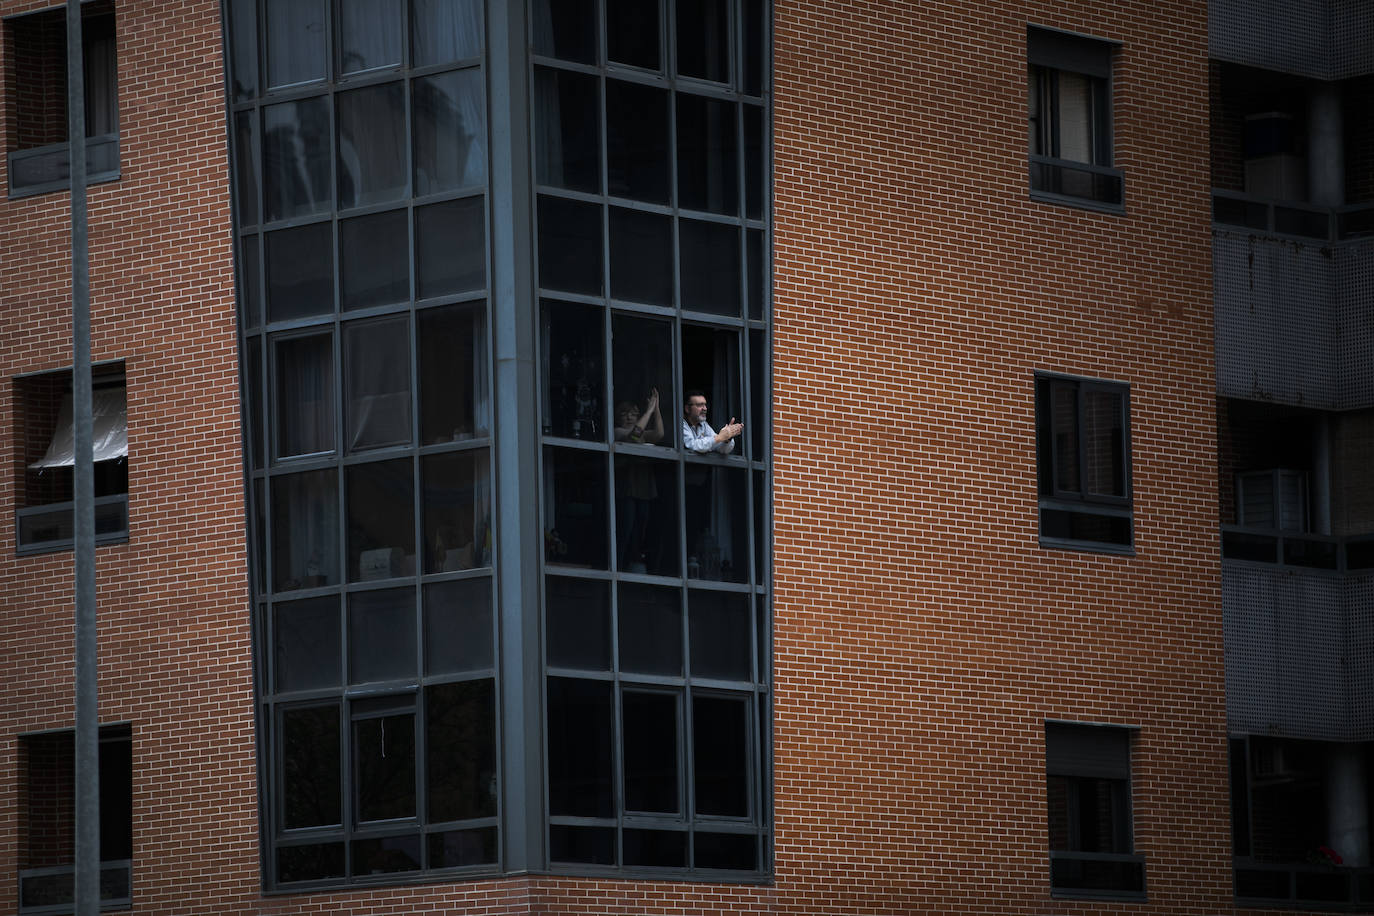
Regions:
[[532, 0, 771, 876], [226, 0, 770, 890], [225, 0, 498, 888]]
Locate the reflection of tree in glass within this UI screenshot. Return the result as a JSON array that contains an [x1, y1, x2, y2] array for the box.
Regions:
[[427, 680, 497, 821], [282, 706, 341, 829]]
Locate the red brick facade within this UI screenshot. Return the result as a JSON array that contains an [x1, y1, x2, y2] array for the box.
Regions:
[[0, 0, 1271, 913]]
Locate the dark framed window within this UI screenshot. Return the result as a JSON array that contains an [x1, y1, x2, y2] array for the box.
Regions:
[[226, 0, 497, 889], [534, 0, 771, 878], [1045, 722, 1144, 899], [14, 362, 129, 554], [5, 0, 120, 197], [1035, 373, 1131, 551], [17, 725, 132, 914], [1027, 26, 1122, 209]]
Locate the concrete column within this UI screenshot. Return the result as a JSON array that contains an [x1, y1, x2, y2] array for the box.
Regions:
[[1328, 745, 1370, 867], [1308, 82, 1345, 208]]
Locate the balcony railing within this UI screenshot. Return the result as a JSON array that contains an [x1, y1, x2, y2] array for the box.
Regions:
[[1221, 526, 1374, 573], [1212, 190, 1374, 243], [16, 494, 129, 554], [1030, 155, 1125, 210], [1235, 859, 1374, 910], [18, 860, 131, 914]]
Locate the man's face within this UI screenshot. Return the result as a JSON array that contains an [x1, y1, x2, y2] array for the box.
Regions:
[[685, 396, 708, 425]]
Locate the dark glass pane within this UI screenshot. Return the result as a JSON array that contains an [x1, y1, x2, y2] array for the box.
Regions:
[[612, 314, 674, 448], [340, 210, 409, 310], [276, 842, 344, 882], [338, 82, 406, 208], [344, 316, 412, 451], [1050, 856, 1145, 893], [605, 80, 669, 204], [419, 303, 488, 442], [692, 693, 749, 816], [543, 446, 609, 570], [545, 575, 610, 670], [676, 0, 730, 82], [346, 458, 415, 581], [680, 219, 740, 316], [533, 67, 600, 193], [741, 0, 763, 95], [415, 69, 487, 195], [754, 592, 767, 684], [689, 590, 751, 680], [1050, 381, 1080, 493], [266, 222, 333, 322], [694, 832, 756, 870], [677, 95, 737, 215], [254, 480, 268, 591], [274, 332, 334, 458], [744, 104, 763, 219], [264, 97, 331, 221], [228, 0, 258, 101], [240, 234, 262, 328], [271, 469, 339, 591], [245, 335, 264, 469], [424, 577, 494, 673], [752, 469, 766, 584], [1083, 388, 1125, 498], [615, 455, 678, 575], [281, 704, 341, 828], [1039, 507, 1131, 546], [607, 0, 660, 69], [265, 0, 326, 88], [549, 825, 615, 864], [275, 595, 341, 691], [541, 300, 604, 441], [531, 0, 597, 63], [413, 0, 483, 66], [622, 690, 679, 813], [348, 588, 416, 683], [546, 677, 614, 817], [416, 196, 486, 297], [426, 679, 497, 820], [354, 710, 416, 821], [97, 734, 131, 861], [537, 195, 602, 294], [618, 582, 682, 675], [684, 466, 749, 582], [624, 829, 686, 868], [351, 834, 420, 873], [746, 228, 764, 321], [422, 450, 491, 573], [428, 827, 497, 867], [235, 111, 259, 225], [749, 326, 766, 458], [339, 0, 402, 74], [609, 208, 672, 305]]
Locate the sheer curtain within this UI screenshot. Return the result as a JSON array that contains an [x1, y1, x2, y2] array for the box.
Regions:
[[277, 333, 334, 457]]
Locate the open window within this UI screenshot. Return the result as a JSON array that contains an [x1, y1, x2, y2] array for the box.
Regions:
[[1027, 26, 1122, 209], [5, 0, 119, 197], [15, 363, 128, 553], [17, 724, 132, 913]]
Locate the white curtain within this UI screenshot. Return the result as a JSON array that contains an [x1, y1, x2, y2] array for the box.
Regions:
[[31, 388, 127, 469]]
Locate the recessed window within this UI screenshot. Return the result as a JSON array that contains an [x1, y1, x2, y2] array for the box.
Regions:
[[15, 363, 129, 554], [5, 0, 120, 197], [1035, 374, 1131, 551], [1045, 722, 1144, 899], [17, 725, 132, 914], [1027, 27, 1122, 209]]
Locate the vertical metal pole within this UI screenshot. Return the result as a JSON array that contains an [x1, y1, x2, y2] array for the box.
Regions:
[[66, 1, 100, 913]]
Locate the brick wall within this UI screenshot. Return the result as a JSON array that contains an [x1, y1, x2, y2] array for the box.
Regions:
[[0, 0, 1269, 914]]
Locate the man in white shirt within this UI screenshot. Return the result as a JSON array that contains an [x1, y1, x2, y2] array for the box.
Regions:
[[681, 390, 743, 454]]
